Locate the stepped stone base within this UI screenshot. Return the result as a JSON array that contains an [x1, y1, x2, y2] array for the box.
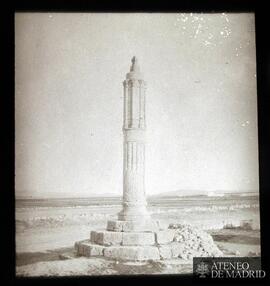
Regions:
[[75, 240, 162, 261], [74, 222, 223, 261], [75, 220, 178, 261], [74, 239, 192, 261]]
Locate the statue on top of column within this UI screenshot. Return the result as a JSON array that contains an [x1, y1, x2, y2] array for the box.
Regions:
[[130, 56, 140, 72]]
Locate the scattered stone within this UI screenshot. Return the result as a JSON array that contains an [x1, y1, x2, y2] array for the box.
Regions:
[[168, 223, 223, 259]]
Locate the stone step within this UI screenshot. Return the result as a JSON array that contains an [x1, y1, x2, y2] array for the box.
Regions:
[[90, 230, 156, 246], [75, 240, 162, 261], [90, 229, 176, 246], [107, 219, 160, 232], [103, 245, 160, 261], [75, 240, 104, 257], [74, 240, 183, 261]]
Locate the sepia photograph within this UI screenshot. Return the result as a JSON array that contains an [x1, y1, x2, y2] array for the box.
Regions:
[[15, 12, 260, 276]]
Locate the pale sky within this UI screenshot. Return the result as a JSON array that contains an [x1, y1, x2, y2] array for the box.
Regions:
[[15, 13, 259, 198]]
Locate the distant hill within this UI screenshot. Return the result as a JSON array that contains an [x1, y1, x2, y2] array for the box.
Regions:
[[16, 189, 259, 200], [151, 190, 259, 198], [15, 192, 120, 200]]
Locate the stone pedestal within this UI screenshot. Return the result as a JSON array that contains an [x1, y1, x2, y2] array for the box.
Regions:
[[75, 223, 177, 261]]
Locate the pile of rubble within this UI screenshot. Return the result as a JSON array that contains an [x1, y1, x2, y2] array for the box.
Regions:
[[168, 223, 223, 260]]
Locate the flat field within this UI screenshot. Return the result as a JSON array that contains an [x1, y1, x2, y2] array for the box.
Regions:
[[16, 194, 260, 276]]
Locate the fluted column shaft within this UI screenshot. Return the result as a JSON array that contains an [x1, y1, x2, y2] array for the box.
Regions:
[[118, 58, 150, 221]]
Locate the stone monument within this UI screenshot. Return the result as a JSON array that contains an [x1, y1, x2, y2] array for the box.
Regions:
[[74, 57, 223, 262], [74, 57, 176, 261]]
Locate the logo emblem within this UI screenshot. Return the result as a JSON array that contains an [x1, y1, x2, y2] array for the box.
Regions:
[[196, 261, 210, 278]]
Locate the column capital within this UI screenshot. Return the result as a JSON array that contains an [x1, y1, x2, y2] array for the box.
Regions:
[[128, 79, 140, 88]]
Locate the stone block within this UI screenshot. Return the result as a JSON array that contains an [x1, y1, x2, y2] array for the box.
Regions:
[[90, 231, 97, 243], [107, 220, 123, 232], [75, 240, 89, 256], [79, 243, 85, 255], [88, 244, 104, 256], [122, 232, 155, 246], [122, 220, 159, 232], [75, 240, 104, 257], [94, 231, 123, 246], [74, 241, 91, 257], [81, 242, 92, 257], [158, 245, 172, 260], [103, 246, 160, 261], [138, 246, 160, 261], [74, 241, 79, 252], [155, 229, 175, 244]]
